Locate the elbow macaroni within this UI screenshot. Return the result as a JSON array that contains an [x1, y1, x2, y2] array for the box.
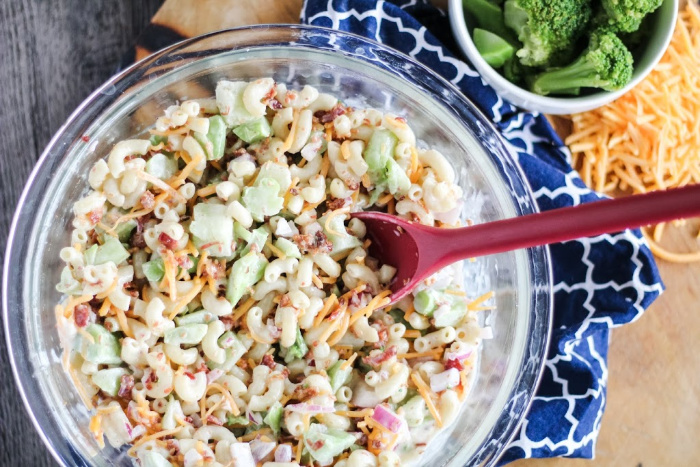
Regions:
[[56, 78, 492, 467]]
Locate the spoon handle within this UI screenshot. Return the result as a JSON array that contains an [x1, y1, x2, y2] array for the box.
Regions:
[[433, 184, 700, 261]]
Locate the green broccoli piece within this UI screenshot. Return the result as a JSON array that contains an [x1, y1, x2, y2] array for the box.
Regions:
[[598, 0, 662, 33], [531, 28, 633, 96], [463, 0, 518, 44], [473, 28, 515, 68], [504, 0, 592, 67], [501, 56, 539, 88]]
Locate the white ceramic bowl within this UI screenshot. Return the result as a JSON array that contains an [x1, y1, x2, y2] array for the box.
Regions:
[[448, 0, 678, 114]]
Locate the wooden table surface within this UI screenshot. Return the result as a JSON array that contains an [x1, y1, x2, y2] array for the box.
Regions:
[[0, 0, 698, 466]]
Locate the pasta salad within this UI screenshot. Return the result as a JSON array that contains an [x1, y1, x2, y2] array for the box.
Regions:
[[55, 78, 493, 467]]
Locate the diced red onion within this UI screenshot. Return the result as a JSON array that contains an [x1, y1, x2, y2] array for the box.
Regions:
[[301, 135, 323, 161], [206, 369, 224, 384], [274, 444, 293, 463], [249, 439, 275, 463], [372, 404, 404, 433], [285, 403, 334, 414], [430, 368, 460, 393], [126, 423, 146, 441], [444, 349, 473, 362], [247, 410, 263, 425], [229, 443, 255, 467], [232, 153, 255, 164], [266, 319, 282, 338]]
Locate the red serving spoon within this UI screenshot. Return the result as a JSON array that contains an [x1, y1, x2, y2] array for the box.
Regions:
[[352, 184, 700, 304]]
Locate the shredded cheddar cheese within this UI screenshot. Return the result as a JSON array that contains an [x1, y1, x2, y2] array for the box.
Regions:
[[322, 154, 333, 180], [340, 352, 358, 370], [231, 297, 256, 322], [114, 305, 134, 339], [335, 408, 374, 418], [348, 290, 392, 326], [62, 294, 94, 319], [327, 311, 351, 346], [313, 294, 338, 327], [411, 372, 443, 427], [129, 427, 183, 452], [398, 349, 444, 360], [169, 154, 203, 189], [317, 305, 348, 344], [239, 428, 273, 442], [266, 241, 286, 259], [196, 184, 218, 198], [324, 207, 350, 237], [280, 110, 301, 153], [167, 278, 204, 320], [567, 2, 700, 261], [467, 291, 494, 311]]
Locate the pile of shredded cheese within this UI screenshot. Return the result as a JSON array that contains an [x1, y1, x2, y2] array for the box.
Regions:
[[566, 1, 700, 262]]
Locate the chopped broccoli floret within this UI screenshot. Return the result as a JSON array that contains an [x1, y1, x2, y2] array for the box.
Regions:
[[504, 0, 592, 67], [531, 28, 633, 96], [598, 0, 662, 33]]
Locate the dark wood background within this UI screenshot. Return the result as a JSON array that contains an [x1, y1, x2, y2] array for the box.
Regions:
[[0, 1, 163, 464]]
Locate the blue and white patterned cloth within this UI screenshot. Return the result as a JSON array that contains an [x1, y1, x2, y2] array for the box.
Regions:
[[301, 0, 664, 463]]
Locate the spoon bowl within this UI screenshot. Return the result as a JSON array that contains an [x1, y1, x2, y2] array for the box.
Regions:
[[354, 183, 700, 303]]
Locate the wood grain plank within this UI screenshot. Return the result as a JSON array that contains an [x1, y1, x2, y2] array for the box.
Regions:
[[0, 1, 163, 465], [151, 0, 303, 37]]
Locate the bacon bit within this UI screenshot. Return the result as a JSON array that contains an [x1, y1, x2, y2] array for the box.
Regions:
[[279, 293, 293, 309], [159, 232, 177, 250], [144, 370, 158, 390], [206, 415, 224, 426], [118, 375, 135, 399], [292, 231, 333, 255], [74, 304, 90, 327], [81, 135, 90, 142], [261, 354, 276, 369], [363, 346, 397, 367], [130, 214, 152, 249], [291, 385, 320, 402], [176, 254, 194, 271], [88, 209, 103, 225], [327, 299, 347, 321], [219, 315, 235, 331], [315, 104, 346, 123], [326, 197, 350, 211], [445, 359, 464, 371], [373, 323, 389, 349], [202, 259, 225, 280], [309, 439, 325, 450], [165, 439, 180, 454], [140, 190, 156, 210]]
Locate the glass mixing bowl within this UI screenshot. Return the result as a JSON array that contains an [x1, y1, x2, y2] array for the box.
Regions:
[[3, 25, 551, 466]]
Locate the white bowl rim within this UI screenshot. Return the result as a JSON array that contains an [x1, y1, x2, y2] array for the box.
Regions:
[[448, 0, 679, 114]]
